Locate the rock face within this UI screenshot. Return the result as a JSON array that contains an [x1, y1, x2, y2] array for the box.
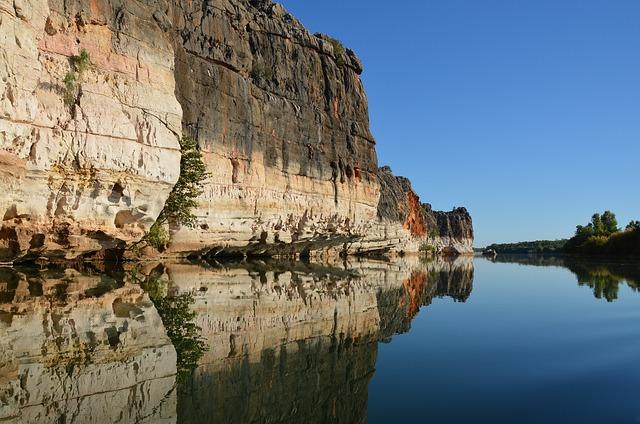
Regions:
[[0, 267, 177, 423], [0, 0, 182, 261], [0, 0, 472, 260], [354, 167, 474, 255], [167, 0, 379, 257]]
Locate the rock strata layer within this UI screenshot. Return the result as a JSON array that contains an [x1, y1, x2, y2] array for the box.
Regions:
[[0, 0, 473, 261], [352, 167, 474, 255], [167, 0, 380, 257], [0, 0, 182, 261]]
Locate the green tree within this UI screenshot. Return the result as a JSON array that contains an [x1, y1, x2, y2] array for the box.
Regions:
[[576, 224, 594, 238], [601, 211, 619, 235], [131, 270, 207, 382], [158, 136, 208, 227], [591, 213, 605, 236], [147, 135, 208, 250], [626, 221, 640, 231]]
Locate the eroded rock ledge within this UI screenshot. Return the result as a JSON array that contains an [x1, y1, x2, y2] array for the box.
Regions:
[[0, 0, 473, 261], [360, 166, 474, 256]]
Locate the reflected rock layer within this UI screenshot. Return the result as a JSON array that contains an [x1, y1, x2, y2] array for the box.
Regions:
[[0, 267, 177, 423]]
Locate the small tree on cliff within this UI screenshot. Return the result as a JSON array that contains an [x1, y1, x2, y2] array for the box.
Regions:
[[63, 49, 91, 108], [148, 136, 208, 250]]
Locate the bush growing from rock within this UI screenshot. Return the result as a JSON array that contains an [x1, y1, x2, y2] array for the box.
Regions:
[[62, 49, 90, 107], [250, 62, 273, 82], [147, 135, 208, 250]]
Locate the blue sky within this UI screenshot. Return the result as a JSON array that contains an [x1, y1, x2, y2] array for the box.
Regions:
[[279, 0, 640, 246]]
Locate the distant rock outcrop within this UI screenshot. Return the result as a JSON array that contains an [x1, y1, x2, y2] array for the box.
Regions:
[[349, 167, 474, 255]]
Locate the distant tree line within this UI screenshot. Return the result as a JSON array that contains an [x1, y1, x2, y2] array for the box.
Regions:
[[565, 211, 640, 256], [484, 239, 568, 254], [485, 211, 639, 257], [574, 211, 619, 238]]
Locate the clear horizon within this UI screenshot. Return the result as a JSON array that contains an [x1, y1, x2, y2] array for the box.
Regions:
[[279, 0, 640, 246]]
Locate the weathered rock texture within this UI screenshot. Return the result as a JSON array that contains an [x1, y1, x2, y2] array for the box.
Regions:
[[1, 0, 472, 260], [0, 0, 182, 261], [167, 0, 380, 257], [354, 167, 474, 255], [0, 266, 177, 423]]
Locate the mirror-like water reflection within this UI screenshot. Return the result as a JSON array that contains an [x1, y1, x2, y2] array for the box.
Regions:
[[173, 258, 473, 424], [0, 257, 472, 423], [2, 255, 639, 423], [491, 254, 640, 302], [0, 267, 176, 423]]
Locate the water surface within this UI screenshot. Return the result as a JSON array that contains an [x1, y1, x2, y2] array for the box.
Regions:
[[1, 256, 638, 423]]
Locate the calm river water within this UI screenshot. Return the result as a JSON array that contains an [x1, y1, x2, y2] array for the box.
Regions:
[[1, 255, 638, 423]]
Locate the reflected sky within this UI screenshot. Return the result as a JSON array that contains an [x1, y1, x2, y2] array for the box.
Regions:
[[367, 258, 640, 424]]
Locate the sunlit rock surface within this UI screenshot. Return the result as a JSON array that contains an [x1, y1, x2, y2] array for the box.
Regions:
[[1, 0, 472, 261], [0, 267, 177, 423], [166, 0, 380, 257], [359, 167, 475, 256], [0, 0, 182, 261]]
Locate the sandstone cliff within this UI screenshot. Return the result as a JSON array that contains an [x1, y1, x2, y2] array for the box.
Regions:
[[351, 166, 474, 255], [0, 0, 472, 261], [1, 0, 182, 261], [167, 0, 379, 257]]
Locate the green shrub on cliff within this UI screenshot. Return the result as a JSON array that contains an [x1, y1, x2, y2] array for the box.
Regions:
[[327, 37, 346, 66], [250, 62, 273, 82], [315, 33, 346, 66], [62, 49, 90, 107], [147, 135, 208, 250], [63, 72, 77, 106], [147, 223, 170, 251], [71, 49, 91, 75], [419, 242, 437, 256]]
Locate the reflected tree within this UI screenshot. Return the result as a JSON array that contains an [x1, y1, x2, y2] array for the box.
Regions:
[[569, 263, 632, 302], [493, 255, 640, 302], [130, 267, 207, 382]]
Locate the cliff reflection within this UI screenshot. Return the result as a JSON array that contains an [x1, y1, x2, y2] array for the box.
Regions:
[[167, 256, 474, 424], [0, 256, 474, 423], [0, 266, 177, 423], [491, 255, 640, 302], [377, 257, 474, 342]]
